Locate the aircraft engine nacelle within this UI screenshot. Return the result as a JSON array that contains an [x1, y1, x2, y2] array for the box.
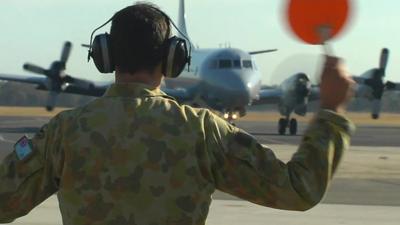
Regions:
[[355, 84, 373, 99], [294, 104, 307, 116], [73, 81, 96, 91], [278, 103, 290, 116]]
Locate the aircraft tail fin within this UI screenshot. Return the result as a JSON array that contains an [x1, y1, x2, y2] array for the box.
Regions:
[[177, 0, 192, 45]]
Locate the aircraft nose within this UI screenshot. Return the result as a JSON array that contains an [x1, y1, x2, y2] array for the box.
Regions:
[[222, 72, 251, 98], [205, 70, 252, 107]]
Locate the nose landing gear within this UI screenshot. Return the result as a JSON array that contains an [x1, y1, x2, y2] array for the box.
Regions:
[[278, 117, 297, 135]]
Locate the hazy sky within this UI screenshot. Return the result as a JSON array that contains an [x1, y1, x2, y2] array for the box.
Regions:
[[1, 0, 399, 84]]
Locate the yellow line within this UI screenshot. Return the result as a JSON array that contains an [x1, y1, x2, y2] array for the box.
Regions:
[[0, 106, 69, 117]]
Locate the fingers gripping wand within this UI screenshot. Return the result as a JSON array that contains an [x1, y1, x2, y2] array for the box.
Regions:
[[318, 25, 335, 56]]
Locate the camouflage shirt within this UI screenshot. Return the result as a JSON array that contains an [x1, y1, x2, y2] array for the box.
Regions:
[[0, 83, 354, 225]]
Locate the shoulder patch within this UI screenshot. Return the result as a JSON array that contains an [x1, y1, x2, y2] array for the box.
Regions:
[[14, 136, 33, 161]]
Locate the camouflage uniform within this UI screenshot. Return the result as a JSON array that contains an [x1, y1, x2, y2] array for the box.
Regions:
[[0, 83, 354, 225]]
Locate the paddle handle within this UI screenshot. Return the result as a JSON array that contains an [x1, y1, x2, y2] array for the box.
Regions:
[[318, 25, 335, 56], [322, 43, 334, 56]]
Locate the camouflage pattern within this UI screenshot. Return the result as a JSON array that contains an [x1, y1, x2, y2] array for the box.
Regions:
[[0, 82, 354, 224]]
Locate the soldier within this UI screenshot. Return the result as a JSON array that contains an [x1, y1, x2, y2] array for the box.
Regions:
[[0, 3, 355, 225]]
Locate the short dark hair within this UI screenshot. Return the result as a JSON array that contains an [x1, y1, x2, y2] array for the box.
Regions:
[[110, 3, 171, 74]]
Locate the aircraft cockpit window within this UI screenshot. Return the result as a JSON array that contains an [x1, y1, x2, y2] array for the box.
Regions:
[[233, 60, 241, 68], [219, 60, 232, 69], [243, 60, 253, 69]]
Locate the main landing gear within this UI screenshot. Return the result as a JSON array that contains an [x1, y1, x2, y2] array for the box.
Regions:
[[278, 118, 297, 135]]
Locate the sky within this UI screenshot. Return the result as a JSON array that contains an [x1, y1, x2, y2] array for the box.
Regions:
[[0, 0, 399, 85]]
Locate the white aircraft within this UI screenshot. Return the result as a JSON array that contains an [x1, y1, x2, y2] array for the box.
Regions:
[[0, 1, 276, 118], [1, 0, 398, 136]]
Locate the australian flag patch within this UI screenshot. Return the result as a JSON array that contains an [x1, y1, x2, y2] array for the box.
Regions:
[[14, 136, 33, 160]]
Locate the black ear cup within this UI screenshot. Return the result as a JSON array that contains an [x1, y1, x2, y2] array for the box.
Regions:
[[90, 33, 115, 73], [163, 36, 189, 78]]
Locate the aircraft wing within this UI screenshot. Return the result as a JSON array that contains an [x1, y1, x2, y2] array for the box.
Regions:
[[0, 73, 47, 85], [249, 49, 278, 55], [61, 83, 106, 97], [252, 88, 282, 105], [0, 72, 197, 100], [386, 81, 400, 91], [62, 85, 201, 100], [352, 76, 366, 84]]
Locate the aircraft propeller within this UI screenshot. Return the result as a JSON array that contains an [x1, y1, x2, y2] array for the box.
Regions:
[[23, 41, 73, 111], [362, 48, 396, 119]]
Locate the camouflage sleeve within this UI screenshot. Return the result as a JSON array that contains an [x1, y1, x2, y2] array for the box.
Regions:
[[0, 116, 62, 222], [204, 109, 355, 211]]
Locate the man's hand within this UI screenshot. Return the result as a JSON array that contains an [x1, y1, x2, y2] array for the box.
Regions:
[[319, 56, 355, 114]]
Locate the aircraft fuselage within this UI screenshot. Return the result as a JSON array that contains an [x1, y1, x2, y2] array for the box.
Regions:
[[165, 48, 262, 114]]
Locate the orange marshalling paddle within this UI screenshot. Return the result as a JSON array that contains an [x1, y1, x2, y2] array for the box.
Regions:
[[286, 0, 352, 55]]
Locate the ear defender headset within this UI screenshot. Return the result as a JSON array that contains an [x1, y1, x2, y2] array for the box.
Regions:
[[87, 6, 191, 78]]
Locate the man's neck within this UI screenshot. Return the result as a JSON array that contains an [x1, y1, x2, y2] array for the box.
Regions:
[[115, 71, 162, 88]]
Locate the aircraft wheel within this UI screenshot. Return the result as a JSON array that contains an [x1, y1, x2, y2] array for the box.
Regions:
[[278, 118, 287, 135], [289, 118, 297, 135], [46, 105, 54, 112]]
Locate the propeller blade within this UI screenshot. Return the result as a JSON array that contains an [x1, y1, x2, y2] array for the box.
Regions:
[[46, 91, 59, 111], [60, 41, 72, 63], [379, 48, 389, 72], [371, 99, 382, 120], [23, 63, 47, 75]]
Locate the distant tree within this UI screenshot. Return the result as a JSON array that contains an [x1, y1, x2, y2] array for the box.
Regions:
[[0, 82, 94, 108]]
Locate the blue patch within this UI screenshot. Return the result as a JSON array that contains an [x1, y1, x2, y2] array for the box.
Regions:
[[14, 136, 33, 160]]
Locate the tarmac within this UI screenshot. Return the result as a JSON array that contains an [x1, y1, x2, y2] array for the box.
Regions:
[[0, 115, 399, 225]]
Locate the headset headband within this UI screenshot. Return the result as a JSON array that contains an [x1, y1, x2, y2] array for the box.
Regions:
[[87, 5, 192, 67]]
